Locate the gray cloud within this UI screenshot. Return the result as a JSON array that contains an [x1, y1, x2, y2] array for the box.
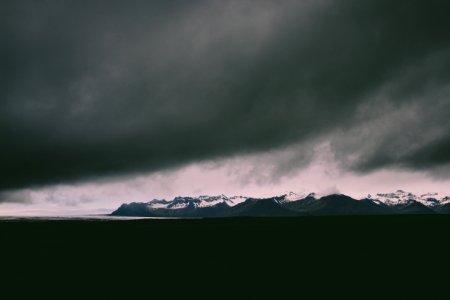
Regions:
[[0, 190, 32, 204], [44, 190, 95, 207], [1, 0, 450, 194], [330, 50, 450, 175]]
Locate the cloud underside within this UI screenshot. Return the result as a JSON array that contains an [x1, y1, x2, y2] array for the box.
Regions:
[[1, 0, 450, 192]]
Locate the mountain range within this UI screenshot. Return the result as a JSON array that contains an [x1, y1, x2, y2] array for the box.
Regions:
[[111, 190, 450, 217]]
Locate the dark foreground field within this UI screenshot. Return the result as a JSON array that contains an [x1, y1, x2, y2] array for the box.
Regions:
[[1, 215, 449, 297]]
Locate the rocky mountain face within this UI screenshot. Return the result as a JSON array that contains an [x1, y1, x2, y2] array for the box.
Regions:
[[111, 190, 450, 217]]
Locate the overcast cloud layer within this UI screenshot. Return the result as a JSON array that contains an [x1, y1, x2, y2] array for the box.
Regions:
[[1, 0, 450, 195]]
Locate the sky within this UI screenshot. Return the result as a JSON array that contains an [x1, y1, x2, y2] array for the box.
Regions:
[[1, 0, 450, 215]]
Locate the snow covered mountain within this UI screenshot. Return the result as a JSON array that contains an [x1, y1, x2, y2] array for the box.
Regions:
[[370, 190, 450, 207], [143, 192, 315, 209], [111, 190, 450, 217], [146, 194, 249, 209]]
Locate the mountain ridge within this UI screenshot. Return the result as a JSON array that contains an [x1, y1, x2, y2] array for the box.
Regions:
[[111, 190, 450, 217]]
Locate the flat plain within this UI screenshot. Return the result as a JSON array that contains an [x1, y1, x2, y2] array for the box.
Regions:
[[1, 215, 448, 297]]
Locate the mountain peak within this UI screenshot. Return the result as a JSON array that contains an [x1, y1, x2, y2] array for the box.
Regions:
[[279, 191, 308, 202]]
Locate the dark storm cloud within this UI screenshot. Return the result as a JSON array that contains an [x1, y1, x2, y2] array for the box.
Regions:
[[1, 0, 450, 192], [329, 48, 450, 174]]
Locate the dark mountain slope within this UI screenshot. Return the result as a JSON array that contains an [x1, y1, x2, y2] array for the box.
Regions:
[[392, 201, 435, 214], [282, 195, 318, 211], [435, 203, 450, 214], [230, 198, 298, 217], [291, 194, 393, 216]]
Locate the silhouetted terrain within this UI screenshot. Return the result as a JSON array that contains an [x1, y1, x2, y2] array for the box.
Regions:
[[1, 215, 450, 298]]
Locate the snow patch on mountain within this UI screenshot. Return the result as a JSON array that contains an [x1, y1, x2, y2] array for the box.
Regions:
[[282, 192, 306, 202], [275, 192, 307, 203], [227, 196, 249, 206], [147, 199, 171, 209]]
